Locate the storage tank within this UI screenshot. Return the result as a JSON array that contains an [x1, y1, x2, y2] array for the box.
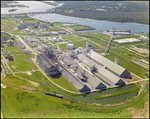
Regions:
[[67, 44, 74, 49], [144, 37, 149, 41], [140, 36, 145, 40], [115, 57, 120, 65], [75, 50, 79, 55], [86, 42, 90, 50], [58, 37, 63, 41], [52, 37, 57, 42]]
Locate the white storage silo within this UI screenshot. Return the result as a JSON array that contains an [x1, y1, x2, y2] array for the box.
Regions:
[[140, 36, 145, 40], [115, 57, 120, 65], [52, 37, 57, 42], [144, 37, 149, 41], [67, 44, 74, 49], [86, 42, 90, 50], [75, 50, 79, 56]]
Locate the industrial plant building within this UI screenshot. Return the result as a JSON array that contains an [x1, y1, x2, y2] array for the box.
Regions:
[[87, 50, 131, 78], [7, 40, 14, 46], [78, 54, 125, 86], [113, 38, 140, 44], [59, 54, 107, 92], [36, 54, 60, 76]]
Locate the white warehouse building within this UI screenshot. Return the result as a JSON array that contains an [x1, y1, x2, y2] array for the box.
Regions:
[[87, 50, 131, 78]]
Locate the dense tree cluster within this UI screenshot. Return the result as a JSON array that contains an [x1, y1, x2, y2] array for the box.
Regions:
[[55, 1, 149, 24], [55, 1, 149, 12]]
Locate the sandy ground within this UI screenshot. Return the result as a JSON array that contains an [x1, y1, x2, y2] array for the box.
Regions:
[[19, 85, 36, 90], [1, 83, 7, 88], [1, 111, 3, 118], [27, 71, 32, 75], [122, 75, 139, 83], [28, 80, 39, 87], [127, 96, 149, 118], [132, 47, 149, 55]]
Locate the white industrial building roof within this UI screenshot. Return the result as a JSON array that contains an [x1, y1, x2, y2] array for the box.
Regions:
[[114, 38, 140, 44], [87, 50, 129, 77], [78, 54, 125, 86]]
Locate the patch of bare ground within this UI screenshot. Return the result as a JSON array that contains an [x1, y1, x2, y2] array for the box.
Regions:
[[127, 96, 149, 118], [13, 27, 18, 31], [1, 111, 3, 118], [29, 109, 56, 116], [19, 85, 36, 91], [122, 75, 139, 83], [1, 83, 6, 88]]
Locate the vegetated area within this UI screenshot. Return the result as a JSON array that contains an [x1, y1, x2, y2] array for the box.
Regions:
[[80, 32, 111, 41], [7, 51, 34, 71], [1, 17, 28, 35], [1, 80, 149, 118], [48, 74, 79, 92], [62, 35, 85, 41], [93, 83, 139, 100], [55, 1, 149, 24], [110, 48, 149, 62], [105, 51, 149, 79], [1, 1, 28, 8], [2, 44, 19, 51], [58, 37, 100, 50]]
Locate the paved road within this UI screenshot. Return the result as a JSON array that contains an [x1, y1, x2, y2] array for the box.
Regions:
[[7, 69, 40, 74]]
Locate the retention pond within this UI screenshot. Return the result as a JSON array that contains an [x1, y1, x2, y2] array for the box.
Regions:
[[60, 84, 138, 104]]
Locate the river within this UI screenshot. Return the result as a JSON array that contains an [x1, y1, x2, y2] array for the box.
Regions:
[[1, 1, 149, 34]]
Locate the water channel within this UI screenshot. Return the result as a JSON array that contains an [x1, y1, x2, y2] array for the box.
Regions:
[[60, 84, 138, 104]]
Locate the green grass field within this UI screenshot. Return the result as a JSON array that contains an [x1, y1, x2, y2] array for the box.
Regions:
[[49, 75, 79, 92], [58, 40, 100, 50], [8, 52, 34, 71], [81, 32, 111, 41], [2, 82, 148, 118], [106, 51, 149, 78], [69, 24, 86, 29], [110, 48, 149, 62], [2, 44, 19, 51], [1, 86, 133, 118], [93, 83, 139, 100], [84, 37, 108, 47], [62, 35, 84, 41], [72, 40, 100, 49], [53, 22, 64, 26]]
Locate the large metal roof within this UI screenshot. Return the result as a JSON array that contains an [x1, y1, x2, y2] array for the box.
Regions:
[[87, 50, 126, 76], [78, 54, 125, 85], [37, 54, 56, 67]]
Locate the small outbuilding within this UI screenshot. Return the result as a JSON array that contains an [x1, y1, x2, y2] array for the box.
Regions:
[[7, 40, 14, 46], [51, 31, 59, 35]]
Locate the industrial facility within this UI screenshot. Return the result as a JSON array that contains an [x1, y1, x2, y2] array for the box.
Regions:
[[35, 40, 131, 93], [113, 38, 141, 44]]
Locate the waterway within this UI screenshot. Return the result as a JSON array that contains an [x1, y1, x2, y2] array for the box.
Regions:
[[1, 1, 149, 34], [61, 84, 138, 104]]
